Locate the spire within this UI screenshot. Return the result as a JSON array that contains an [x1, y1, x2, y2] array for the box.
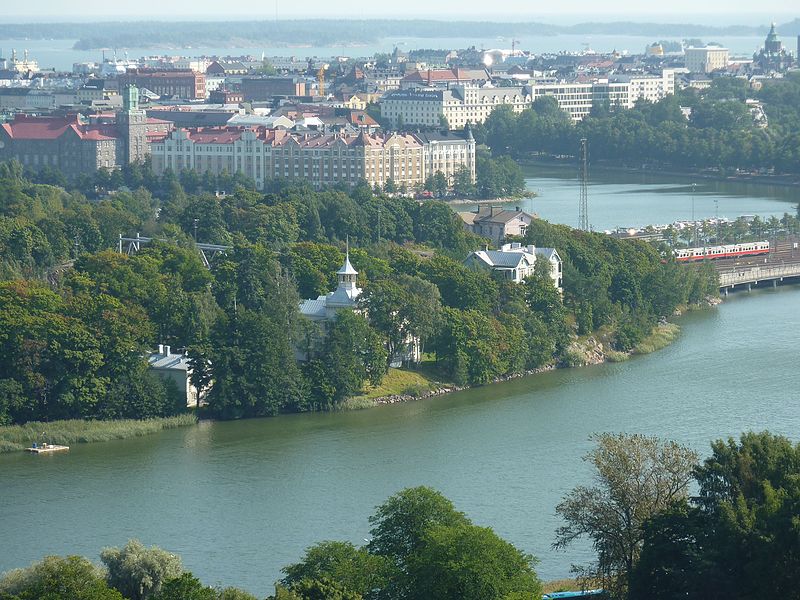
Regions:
[[338, 236, 358, 277]]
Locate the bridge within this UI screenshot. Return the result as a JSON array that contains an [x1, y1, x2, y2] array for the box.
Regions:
[[713, 238, 800, 294], [118, 234, 232, 268]]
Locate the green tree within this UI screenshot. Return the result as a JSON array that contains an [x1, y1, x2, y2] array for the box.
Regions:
[[150, 573, 216, 600], [305, 311, 387, 409], [452, 166, 476, 198], [100, 539, 183, 600], [367, 486, 470, 566], [631, 432, 800, 600], [408, 523, 542, 600], [0, 555, 123, 600], [554, 433, 698, 598], [281, 541, 394, 600]]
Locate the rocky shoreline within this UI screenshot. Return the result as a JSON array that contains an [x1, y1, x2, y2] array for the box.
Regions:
[[371, 296, 721, 408]]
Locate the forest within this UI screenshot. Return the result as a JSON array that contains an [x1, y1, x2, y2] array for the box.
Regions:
[[0, 160, 716, 425], [476, 74, 800, 175]]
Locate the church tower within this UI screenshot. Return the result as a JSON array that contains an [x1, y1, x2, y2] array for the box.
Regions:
[[117, 84, 148, 164]]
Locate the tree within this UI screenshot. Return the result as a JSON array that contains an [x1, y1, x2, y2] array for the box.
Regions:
[[281, 541, 394, 600], [100, 539, 183, 600], [150, 573, 216, 600], [0, 555, 123, 600], [554, 433, 698, 598], [305, 311, 387, 409], [367, 486, 470, 567], [631, 431, 800, 600], [452, 166, 476, 198], [408, 523, 542, 600]]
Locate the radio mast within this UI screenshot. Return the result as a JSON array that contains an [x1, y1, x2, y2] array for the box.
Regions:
[[578, 138, 589, 231]]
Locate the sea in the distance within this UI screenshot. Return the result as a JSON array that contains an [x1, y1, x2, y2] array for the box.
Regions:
[[0, 33, 769, 72]]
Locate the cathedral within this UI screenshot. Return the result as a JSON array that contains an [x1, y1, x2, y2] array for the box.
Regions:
[[753, 23, 794, 73]]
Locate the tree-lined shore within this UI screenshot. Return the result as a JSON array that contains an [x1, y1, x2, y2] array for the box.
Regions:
[[0, 161, 716, 427]]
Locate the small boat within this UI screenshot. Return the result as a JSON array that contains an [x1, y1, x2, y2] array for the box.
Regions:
[[26, 443, 69, 454]]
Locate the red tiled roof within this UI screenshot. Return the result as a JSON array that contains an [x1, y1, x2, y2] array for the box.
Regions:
[[184, 127, 243, 144], [1, 116, 75, 140], [1, 115, 118, 142]]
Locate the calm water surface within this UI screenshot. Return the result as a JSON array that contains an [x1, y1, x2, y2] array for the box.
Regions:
[[492, 164, 800, 231], [0, 34, 767, 72], [1, 286, 799, 595]]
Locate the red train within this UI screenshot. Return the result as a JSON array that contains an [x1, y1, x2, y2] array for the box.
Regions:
[[674, 241, 770, 262]]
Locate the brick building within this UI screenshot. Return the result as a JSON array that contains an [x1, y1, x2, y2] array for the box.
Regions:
[[241, 76, 306, 101], [118, 68, 206, 100]]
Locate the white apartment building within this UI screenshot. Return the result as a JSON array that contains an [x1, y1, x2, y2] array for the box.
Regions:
[[382, 70, 677, 126], [150, 127, 475, 190], [380, 84, 532, 128], [685, 47, 730, 74]]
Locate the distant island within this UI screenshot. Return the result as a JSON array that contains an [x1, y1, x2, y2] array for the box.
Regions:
[[0, 18, 796, 51]]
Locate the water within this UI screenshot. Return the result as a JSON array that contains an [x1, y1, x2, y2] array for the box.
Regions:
[[2, 287, 798, 595], [0, 33, 768, 72], [494, 164, 799, 231], [2, 173, 800, 595]]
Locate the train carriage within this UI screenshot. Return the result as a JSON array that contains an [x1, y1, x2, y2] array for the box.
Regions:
[[674, 241, 770, 262]]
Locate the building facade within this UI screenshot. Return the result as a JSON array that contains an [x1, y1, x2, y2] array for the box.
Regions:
[[380, 84, 532, 128], [381, 71, 677, 126], [150, 126, 475, 190], [118, 68, 206, 99], [0, 91, 171, 177], [458, 206, 534, 244], [685, 47, 730, 74], [241, 77, 307, 101], [0, 114, 120, 176], [464, 242, 563, 291]]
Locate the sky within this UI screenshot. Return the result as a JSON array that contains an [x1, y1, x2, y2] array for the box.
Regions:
[[2, 0, 797, 24]]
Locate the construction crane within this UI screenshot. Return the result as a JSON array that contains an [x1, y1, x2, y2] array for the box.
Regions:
[[317, 63, 329, 97]]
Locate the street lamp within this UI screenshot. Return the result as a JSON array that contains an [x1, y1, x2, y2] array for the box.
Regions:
[[193, 218, 199, 242]]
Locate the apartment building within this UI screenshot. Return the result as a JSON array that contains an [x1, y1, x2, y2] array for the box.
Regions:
[[241, 76, 307, 101], [117, 68, 206, 100], [150, 127, 475, 191], [382, 70, 678, 125], [380, 84, 532, 128], [684, 47, 730, 74]]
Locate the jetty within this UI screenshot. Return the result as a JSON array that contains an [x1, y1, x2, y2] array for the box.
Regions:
[[26, 443, 69, 454]]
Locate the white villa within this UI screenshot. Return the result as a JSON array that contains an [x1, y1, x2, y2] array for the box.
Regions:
[[464, 242, 563, 292], [298, 250, 421, 365], [147, 345, 201, 407], [299, 252, 362, 321]]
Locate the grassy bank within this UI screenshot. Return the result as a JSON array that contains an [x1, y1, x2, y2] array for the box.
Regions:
[[341, 368, 441, 410], [633, 322, 680, 355], [0, 414, 198, 453]]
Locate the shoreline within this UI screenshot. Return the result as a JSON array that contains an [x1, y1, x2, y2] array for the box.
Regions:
[[0, 414, 197, 454], [367, 319, 689, 408], [518, 155, 800, 189]]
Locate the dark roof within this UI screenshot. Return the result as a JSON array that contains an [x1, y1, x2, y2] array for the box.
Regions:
[[475, 210, 527, 224], [482, 251, 527, 267]]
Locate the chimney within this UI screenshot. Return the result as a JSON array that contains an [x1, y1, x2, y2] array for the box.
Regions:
[[527, 244, 536, 254], [164, 345, 171, 356], [158, 344, 164, 355], [483, 244, 489, 252]]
